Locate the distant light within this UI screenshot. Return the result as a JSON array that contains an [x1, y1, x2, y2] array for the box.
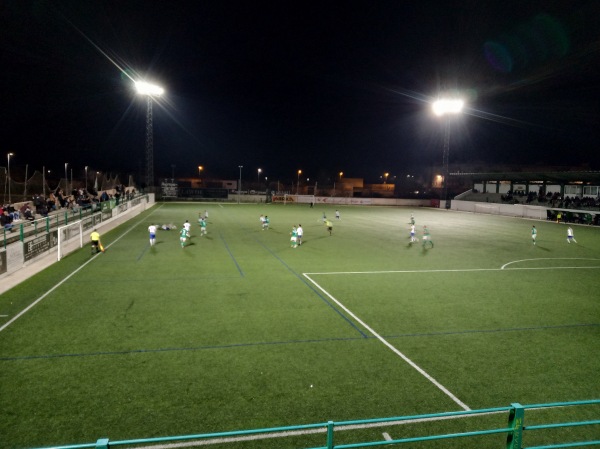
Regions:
[[135, 81, 164, 96], [432, 99, 464, 116]]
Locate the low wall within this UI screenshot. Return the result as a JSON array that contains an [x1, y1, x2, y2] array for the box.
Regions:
[[451, 199, 599, 223], [0, 194, 155, 294], [270, 195, 434, 207]]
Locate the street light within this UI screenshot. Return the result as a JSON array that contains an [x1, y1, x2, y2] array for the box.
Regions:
[[432, 98, 464, 209], [238, 165, 243, 204], [257, 168, 262, 184], [297, 169, 302, 195], [135, 80, 164, 191], [85, 166, 88, 192], [7, 153, 14, 203], [198, 165, 203, 176], [339, 171, 343, 180], [384, 172, 389, 184], [64, 162, 68, 194]]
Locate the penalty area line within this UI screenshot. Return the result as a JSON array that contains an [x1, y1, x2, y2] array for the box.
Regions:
[[302, 273, 471, 411], [501, 257, 600, 270], [306, 264, 600, 276]]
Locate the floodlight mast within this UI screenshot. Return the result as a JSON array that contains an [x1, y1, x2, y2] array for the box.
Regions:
[[135, 81, 164, 192], [432, 98, 464, 209]]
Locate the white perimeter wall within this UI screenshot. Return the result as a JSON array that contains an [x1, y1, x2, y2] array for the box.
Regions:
[[452, 200, 546, 219]]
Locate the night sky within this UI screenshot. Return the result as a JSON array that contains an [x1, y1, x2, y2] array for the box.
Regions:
[[2, 1, 599, 185]]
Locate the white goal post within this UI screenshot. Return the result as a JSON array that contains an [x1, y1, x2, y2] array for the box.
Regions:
[[57, 220, 84, 261], [283, 194, 316, 205], [474, 204, 500, 215]]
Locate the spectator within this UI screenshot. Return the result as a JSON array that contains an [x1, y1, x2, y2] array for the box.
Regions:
[[21, 205, 35, 222], [1, 210, 14, 231]]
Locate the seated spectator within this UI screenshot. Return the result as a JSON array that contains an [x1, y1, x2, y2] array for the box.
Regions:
[[5, 204, 19, 220], [22, 206, 35, 222], [1, 210, 14, 231], [47, 193, 58, 211]]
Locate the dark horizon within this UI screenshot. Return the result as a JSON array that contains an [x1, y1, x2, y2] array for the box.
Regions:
[[2, 1, 600, 186]]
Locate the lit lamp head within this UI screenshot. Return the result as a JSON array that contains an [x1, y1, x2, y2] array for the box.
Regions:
[[135, 81, 164, 96], [432, 99, 464, 117]]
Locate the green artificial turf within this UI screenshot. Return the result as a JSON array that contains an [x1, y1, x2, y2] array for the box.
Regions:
[[0, 203, 598, 448]]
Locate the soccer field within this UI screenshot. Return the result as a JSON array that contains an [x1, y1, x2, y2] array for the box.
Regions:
[[1, 203, 599, 448]]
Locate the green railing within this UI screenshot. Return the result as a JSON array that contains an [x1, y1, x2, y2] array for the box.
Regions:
[[30, 400, 599, 449], [2, 198, 128, 248]]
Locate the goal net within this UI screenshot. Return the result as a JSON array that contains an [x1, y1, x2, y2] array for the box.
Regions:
[[283, 194, 315, 205], [474, 204, 500, 215], [57, 220, 84, 261]]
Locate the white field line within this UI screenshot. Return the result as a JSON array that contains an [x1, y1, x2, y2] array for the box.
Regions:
[[382, 432, 393, 441], [131, 409, 511, 449], [501, 258, 600, 270], [303, 273, 471, 411], [0, 205, 163, 334], [306, 264, 600, 276]]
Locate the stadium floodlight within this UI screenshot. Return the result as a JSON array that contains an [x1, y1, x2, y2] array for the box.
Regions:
[[432, 97, 464, 209], [432, 99, 464, 117], [134, 81, 164, 96], [135, 80, 164, 191]]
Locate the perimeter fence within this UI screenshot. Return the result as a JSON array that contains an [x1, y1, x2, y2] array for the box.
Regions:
[[29, 400, 599, 449]]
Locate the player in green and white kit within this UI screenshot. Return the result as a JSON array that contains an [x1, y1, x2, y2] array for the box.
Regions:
[[531, 226, 537, 245], [180, 227, 189, 248], [290, 226, 298, 248], [199, 217, 207, 236], [422, 226, 433, 248]]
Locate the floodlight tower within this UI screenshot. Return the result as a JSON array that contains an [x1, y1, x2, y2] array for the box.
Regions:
[[432, 98, 464, 209], [135, 81, 164, 191]]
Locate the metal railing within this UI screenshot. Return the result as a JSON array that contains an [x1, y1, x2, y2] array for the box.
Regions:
[[28, 399, 599, 449], [1, 198, 136, 248]]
